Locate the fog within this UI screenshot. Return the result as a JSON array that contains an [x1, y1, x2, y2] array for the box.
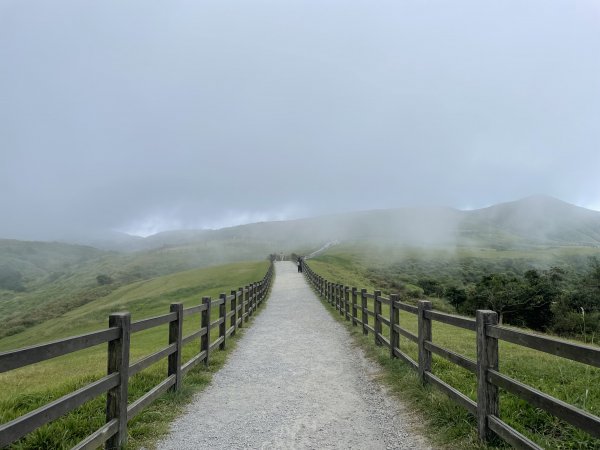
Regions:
[[1, 0, 599, 241]]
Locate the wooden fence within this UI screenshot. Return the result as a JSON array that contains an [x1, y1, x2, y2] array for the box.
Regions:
[[301, 260, 600, 449], [0, 263, 274, 449]]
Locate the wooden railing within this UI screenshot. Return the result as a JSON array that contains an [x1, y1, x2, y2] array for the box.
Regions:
[[0, 263, 274, 449], [301, 260, 600, 449]]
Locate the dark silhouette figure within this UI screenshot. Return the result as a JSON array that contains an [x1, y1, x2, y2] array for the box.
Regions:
[[297, 257, 303, 273]]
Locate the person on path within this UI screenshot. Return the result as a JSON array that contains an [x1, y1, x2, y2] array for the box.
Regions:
[[297, 257, 303, 273]]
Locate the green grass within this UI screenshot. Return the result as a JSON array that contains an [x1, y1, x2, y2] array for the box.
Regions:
[[0, 260, 270, 449], [0, 238, 276, 339], [307, 254, 600, 449]]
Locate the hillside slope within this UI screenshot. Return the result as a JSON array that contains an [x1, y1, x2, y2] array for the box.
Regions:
[[82, 196, 600, 252]]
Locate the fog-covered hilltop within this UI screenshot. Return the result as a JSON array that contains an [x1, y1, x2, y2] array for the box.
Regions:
[[65, 195, 600, 252]]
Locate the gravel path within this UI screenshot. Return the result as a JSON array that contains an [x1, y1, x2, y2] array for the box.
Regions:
[[157, 261, 432, 449]]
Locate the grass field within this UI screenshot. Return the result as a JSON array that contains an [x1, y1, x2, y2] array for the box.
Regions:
[[0, 260, 270, 449], [0, 238, 277, 340], [307, 250, 600, 449]]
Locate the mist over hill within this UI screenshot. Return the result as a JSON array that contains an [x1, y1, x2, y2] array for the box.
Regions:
[[2, 195, 598, 340], [63, 195, 600, 252]]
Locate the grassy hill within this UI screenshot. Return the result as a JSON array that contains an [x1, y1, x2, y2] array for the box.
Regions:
[[3, 195, 598, 339], [0, 237, 275, 339], [72, 196, 600, 253], [306, 252, 600, 449], [0, 260, 270, 449]]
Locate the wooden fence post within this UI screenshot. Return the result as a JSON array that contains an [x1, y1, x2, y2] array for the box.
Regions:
[[201, 296, 211, 365], [390, 294, 399, 359], [476, 310, 499, 442], [257, 281, 262, 306], [374, 290, 382, 346], [244, 285, 250, 323], [106, 312, 131, 450], [231, 289, 237, 336], [331, 283, 335, 306], [168, 303, 184, 391], [219, 293, 227, 350], [237, 288, 244, 329], [361, 288, 368, 335], [331, 282, 334, 306], [418, 300, 432, 384], [334, 284, 338, 310], [344, 286, 350, 320], [257, 282, 262, 306], [339, 285, 344, 316], [351, 287, 358, 326]]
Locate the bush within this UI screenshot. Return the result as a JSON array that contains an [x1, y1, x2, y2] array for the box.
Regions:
[[0, 265, 25, 291], [96, 274, 114, 285]]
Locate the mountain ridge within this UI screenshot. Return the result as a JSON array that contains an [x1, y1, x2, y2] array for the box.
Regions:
[[3, 196, 599, 252], [65, 195, 600, 251]]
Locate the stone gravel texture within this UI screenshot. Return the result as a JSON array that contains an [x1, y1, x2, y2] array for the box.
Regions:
[[157, 261, 432, 449]]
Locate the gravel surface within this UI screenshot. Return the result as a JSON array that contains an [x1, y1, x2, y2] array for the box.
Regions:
[[157, 261, 432, 449]]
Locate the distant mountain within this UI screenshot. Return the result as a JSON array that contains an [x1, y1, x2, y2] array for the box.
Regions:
[[0, 239, 108, 294], [57, 196, 600, 252], [468, 195, 600, 247]]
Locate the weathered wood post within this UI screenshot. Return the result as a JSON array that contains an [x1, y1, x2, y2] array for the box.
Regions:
[[417, 300, 432, 384], [331, 282, 334, 306], [256, 282, 261, 307], [333, 283, 337, 309], [244, 285, 250, 323], [257, 281, 262, 306], [201, 296, 211, 364], [361, 288, 368, 335], [331, 282, 335, 306], [334, 284, 338, 310], [106, 312, 131, 450], [168, 303, 184, 391], [374, 290, 382, 346], [389, 294, 399, 358], [351, 287, 358, 326], [231, 289, 237, 336], [219, 293, 227, 350], [237, 288, 244, 329], [344, 286, 350, 320], [339, 285, 344, 316], [476, 310, 499, 442]]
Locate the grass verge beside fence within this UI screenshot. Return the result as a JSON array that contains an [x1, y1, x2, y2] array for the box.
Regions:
[[305, 259, 600, 449], [1, 260, 272, 449]]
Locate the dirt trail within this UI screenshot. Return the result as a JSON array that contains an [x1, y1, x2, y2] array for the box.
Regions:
[[157, 261, 431, 449]]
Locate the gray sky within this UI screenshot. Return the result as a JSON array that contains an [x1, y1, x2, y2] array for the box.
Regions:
[[1, 0, 599, 239]]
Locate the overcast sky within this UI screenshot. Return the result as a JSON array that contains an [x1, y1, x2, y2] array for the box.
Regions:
[[1, 0, 599, 239]]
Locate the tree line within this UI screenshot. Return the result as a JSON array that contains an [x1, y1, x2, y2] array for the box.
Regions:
[[422, 259, 600, 339]]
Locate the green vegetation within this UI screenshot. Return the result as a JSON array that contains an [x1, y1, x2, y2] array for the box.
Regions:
[[313, 242, 600, 338], [0, 238, 275, 339], [0, 260, 270, 449], [308, 246, 600, 449]]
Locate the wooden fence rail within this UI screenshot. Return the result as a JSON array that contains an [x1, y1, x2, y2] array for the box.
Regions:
[[301, 260, 600, 449], [0, 263, 274, 449]]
